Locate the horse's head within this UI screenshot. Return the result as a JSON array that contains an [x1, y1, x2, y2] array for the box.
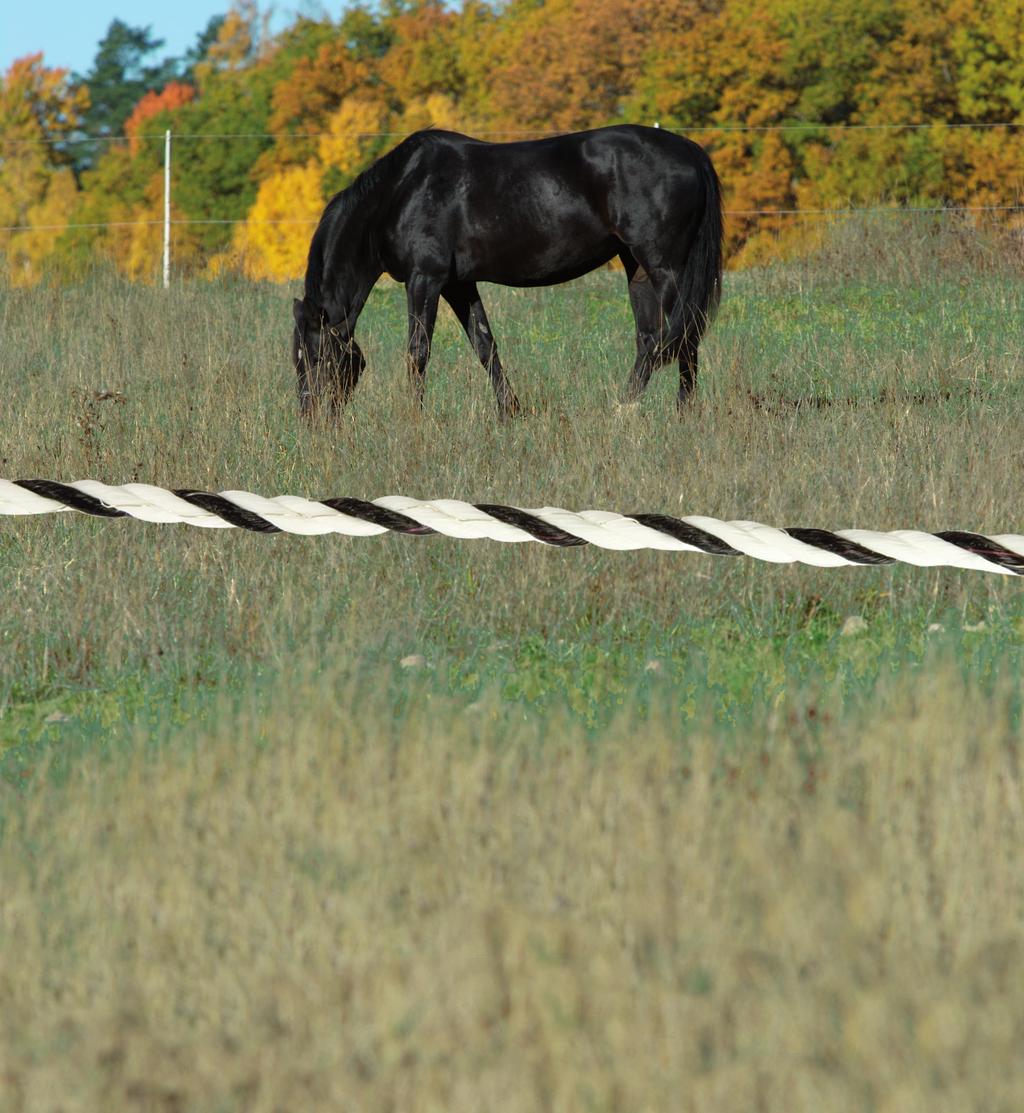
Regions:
[[292, 297, 365, 415]]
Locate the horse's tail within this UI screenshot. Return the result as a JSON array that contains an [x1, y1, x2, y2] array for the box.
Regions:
[[664, 146, 724, 351]]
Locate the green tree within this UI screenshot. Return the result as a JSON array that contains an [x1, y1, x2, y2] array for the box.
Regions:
[[71, 20, 177, 173], [162, 15, 344, 255], [161, 72, 274, 253], [377, 0, 463, 105], [949, 0, 1024, 121], [179, 16, 227, 85], [338, 4, 397, 61]]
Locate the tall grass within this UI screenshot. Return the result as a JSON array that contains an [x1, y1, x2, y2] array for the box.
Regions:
[[0, 215, 1022, 1109], [1, 218, 1022, 702]]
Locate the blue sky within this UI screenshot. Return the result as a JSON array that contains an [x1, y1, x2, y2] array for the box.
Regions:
[[2, 2, 303, 78]]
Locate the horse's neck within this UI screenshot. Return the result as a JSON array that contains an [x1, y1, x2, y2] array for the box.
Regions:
[[318, 239, 380, 331]]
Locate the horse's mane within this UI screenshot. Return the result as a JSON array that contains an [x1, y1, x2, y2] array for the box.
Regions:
[[304, 130, 452, 307]]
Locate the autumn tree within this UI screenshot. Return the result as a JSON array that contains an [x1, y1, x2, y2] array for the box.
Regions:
[[261, 33, 371, 172], [192, 3, 259, 86], [471, 0, 669, 132], [227, 163, 325, 280], [18, 0, 1024, 282], [0, 55, 89, 285], [397, 91, 463, 134], [625, 0, 1021, 261], [317, 96, 394, 196], [124, 81, 196, 153], [377, 0, 463, 105], [949, 0, 1024, 121]]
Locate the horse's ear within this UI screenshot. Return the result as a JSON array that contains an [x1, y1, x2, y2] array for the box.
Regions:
[[292, 298, 306, 328]]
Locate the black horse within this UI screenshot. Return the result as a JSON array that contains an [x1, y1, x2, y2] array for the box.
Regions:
[[292, 124, 723, 417]]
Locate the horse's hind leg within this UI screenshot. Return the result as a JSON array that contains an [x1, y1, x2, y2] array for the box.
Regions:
[[677, 333, 699, 409], [405, 273, 443, 405], [443, 280, 520, 418], [622, 250, 705, 410], [619, 250, 672, 404]]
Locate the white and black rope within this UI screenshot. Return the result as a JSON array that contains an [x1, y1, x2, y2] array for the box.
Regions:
[[2, 479, 1023, 576]]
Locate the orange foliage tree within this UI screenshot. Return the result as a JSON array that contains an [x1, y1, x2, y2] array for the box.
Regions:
[[124, 82, 196, 153], [117, 81, 200, 281], [376, 0, 463, 107], [469, 0, 674, 133], [261, 40, 371, 172], [629, 0, 1024, 262]]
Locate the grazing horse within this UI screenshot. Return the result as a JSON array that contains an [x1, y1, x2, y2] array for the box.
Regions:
[[292, 125, 723, 417]]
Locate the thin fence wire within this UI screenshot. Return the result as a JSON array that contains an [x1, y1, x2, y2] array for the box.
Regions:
[[4, 120, 1023, 147], [727, 205, 1024, 217], [2, 206, 1021, 235]]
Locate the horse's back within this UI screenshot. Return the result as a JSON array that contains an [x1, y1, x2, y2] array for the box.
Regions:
[[572, 126, 709, 237], [380, 126, 713, 285], [416, 124, 704, 186], [424, 125, 710, 230]]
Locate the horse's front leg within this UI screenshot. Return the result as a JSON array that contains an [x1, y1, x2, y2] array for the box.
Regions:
[[328, 335, 366, 415], [405, 273, 443, 405], [443, 280, 520, 419]]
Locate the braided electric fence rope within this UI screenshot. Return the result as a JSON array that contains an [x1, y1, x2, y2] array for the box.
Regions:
[[3, 480, 1023, 576]]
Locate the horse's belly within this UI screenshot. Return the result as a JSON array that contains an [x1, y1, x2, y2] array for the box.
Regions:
[[456, 227, 618, 287], [468, 253, 618, 287]]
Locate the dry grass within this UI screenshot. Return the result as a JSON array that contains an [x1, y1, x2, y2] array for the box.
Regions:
[[0, 230, 1022, 698], [0, 217, 1022, 1110]]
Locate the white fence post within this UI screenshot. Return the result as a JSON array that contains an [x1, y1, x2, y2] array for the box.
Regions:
[[163, 129, 171, 289]]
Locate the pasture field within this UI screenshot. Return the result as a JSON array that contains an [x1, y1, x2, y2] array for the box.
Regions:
[[1, 218, 1023, 1110]]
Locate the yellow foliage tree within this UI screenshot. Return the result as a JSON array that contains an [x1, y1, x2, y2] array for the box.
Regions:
[[317, 97, 393, 182], [228, 163, 324, 281], [398, 92, 463, 134], [0, 54, 88, 285], [949, 0, 1024, 120], [714, 132, 807, 267], [194, 3, 257, 85], [943, 128, 1024, 235], [5, 169, 79, 286], [123, 171, 172, 284]]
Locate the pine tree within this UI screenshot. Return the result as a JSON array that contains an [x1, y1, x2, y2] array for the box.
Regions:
[[71, 20, 177, 173]]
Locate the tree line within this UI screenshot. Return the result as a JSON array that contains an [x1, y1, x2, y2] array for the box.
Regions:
[[2, 0, 1021, 285]]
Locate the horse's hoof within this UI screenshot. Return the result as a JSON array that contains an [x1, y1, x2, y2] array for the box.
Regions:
[[497, 394, 522, 421]]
